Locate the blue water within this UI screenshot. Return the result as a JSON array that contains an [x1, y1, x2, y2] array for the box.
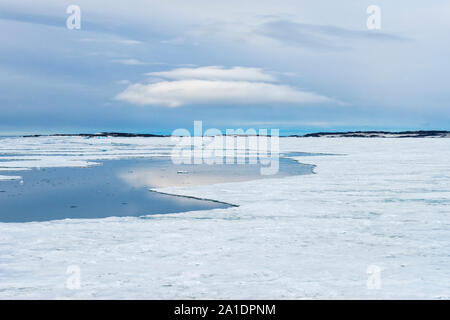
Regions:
[[0, 157, 313, 222]]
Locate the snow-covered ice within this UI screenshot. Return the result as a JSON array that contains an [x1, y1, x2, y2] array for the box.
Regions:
[[0, 136, 449, 299]]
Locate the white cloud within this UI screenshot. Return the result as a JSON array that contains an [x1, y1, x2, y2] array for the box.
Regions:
[[115, 67, 333, 107], [160, 37, 187, 45], [115, 79, 131, 85], [79, 38, 142, 45], [146, 66, 276, 82], [112, 58, 146, 65]]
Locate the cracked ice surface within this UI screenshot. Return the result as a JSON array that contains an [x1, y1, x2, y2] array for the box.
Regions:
[[0, 137, 449, 299]]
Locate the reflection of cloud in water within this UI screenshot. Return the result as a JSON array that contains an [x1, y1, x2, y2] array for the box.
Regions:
[[118, 165, 262, 188], [118, 158, 312, 188]]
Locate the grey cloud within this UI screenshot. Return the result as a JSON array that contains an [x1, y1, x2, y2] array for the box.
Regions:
[[0, 7, 155, 43], [257, 20, 408, 50], [0, 9, 64, 28]]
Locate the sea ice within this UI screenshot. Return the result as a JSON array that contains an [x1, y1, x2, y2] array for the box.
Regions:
[[0, 137, 449, 299]]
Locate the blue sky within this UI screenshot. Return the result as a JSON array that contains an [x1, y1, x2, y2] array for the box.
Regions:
[[1, 0, 449, 135]]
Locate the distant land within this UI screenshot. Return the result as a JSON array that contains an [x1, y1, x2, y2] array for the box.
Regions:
[[293, 130, 450, 138], [21, 130, 450, 138], [23, 132, 168, 138]]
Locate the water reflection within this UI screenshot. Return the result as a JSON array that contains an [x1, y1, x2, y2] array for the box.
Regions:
[[118, 157, 313, 188], [0, 157, 313, 223]]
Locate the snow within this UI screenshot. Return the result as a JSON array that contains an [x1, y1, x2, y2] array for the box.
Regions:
[[0, 137, 449, 299]]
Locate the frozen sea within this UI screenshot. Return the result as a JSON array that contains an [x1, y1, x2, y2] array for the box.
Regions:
[[0, 136, 449, 299]]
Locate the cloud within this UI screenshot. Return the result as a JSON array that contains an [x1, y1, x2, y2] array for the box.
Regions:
[[115, 66, 333, 107], [160, 37, 187, 45], [257, 20, 407, 49], [111, 58, 146, 65], [80, 38, 143, 45], [115, 80, 131, 85], [147, 66, 276, 82]]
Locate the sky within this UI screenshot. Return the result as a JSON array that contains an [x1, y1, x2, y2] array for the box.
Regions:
[[0, 0, 449, 135]]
